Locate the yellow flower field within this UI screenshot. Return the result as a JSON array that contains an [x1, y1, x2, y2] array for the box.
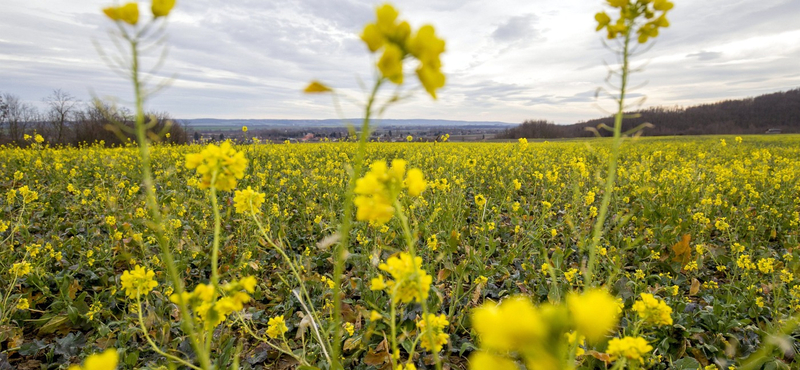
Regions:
[[2, 135, 800, 369]]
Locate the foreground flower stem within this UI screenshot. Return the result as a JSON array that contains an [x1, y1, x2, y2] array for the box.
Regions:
[[128, 36, 211, 370], [585, 27, 632, 289], [205, 175, 222, 356], [394, 202, 442, 370], [136, 294, 202, 370], [250, 208, 332, 362], [331, 77, 384, 369]]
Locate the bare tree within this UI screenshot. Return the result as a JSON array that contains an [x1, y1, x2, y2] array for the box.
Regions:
[[2, 93, 40, 143], [44, 89, 79, 144]]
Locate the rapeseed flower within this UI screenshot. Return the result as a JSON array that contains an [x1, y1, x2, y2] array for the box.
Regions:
[[151, 0, 175, 18], [120, 265, 158, 298], [417, 313, 449, 352], [10, 261, 32, 277], [360, 4, 445, 98], [233, 186, 266, 214], [607, 336, 652, 364], [185, 141, 247, 191], [632, 293, 673, 326], [375, 252, 432, 304], [68, 349, 118, 370], [567, 289, 620, 342], [354, 160, 426, 224], [267, 315, 288, 339], [103, 2, 139, 25]]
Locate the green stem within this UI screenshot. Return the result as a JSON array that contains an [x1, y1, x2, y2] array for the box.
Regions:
[[129, 36, 211, 370], [395, 201, 442, 370], [136, 294, 202, 370], [585, 26, 631, 289], [331, 77, 384, 369]]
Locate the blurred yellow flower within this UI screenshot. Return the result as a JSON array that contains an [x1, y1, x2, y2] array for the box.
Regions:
[[304, 81, 333, 93], [68, 349, 118, 370], [151, 0, 175, 18], [103, 3, 139, 25], [567, 289, 620, 342]]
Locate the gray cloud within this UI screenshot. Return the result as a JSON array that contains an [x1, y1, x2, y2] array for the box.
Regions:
[[687, 51, 722, 61], [0, 0, 798, 124], [491, 14, 541, 43]]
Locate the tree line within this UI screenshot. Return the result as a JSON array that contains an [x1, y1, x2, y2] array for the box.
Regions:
[[0, 89, 188, 146], [500, 88, 800, 139]]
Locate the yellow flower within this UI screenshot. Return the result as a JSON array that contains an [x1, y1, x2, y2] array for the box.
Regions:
[[267, 315, 288, 339], [344, 322, 355, 336], [241, 126, 248, 132], [10, 261, 32, 277], [417, 313, 449, 352], [468, 351, 518, 370], [757, 258, 775, 274], [370, 276, 387, 291], [233, 186, 266, 214], [185, 141, 247, 191], [68, 349, 118, 370], [474, 194, 486, 208], [34, 134, 44, 143], [607, 336, 653, 364], [378, 44, 404, 84], [16, 298, 29, 310], [151, 0, 175, 18], [471, 297, 545, 352], [304, 81, 332, 93], [103, 3, 139, 25], [567, 289, 620, 342], [120, 265, 158, 298], [378, 252, 432, 304], [566, 331, 586, 356], [632, 293, 673, 326], [404, 168, 426, 196], [354, 160, 425, 224]]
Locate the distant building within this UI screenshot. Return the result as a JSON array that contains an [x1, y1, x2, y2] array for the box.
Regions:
[[765, 128, 782, 134]]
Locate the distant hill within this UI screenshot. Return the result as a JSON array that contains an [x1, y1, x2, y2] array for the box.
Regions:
[[500, 88, 800, 139], [183, 118, 514, 129]]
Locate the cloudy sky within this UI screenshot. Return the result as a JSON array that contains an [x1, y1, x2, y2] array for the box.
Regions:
[[2, 0, 799, 124]]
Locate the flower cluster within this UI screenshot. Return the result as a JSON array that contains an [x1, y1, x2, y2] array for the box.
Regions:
[[595, 0, 674, 43], [606, 336, 653, 364], [266, 315, 288, 339], [233, 186, 266, 214], [120, 265, 158, 298], [566, 289, 620, 342], [360, 4, 446, 98], [632, 293, 673, 326], [416, 313, 450, 352], [170, 276, 256, 330], [103, 0, 175, 25], [354, 159, 426, 224], [371, 252, 432, 304], [469, 290, 620, 369], [68, 349, 118, 370], [185, 141, 247, 191], [10, 261, 32, 277]]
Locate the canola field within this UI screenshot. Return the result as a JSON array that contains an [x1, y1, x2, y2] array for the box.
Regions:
[[2, 135, 800, 369]]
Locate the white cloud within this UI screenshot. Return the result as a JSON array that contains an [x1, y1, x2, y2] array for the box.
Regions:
[[1, 0, 798, 124]]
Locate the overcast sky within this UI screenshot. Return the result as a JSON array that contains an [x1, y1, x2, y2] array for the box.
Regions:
[[1, 0, 798, 124]]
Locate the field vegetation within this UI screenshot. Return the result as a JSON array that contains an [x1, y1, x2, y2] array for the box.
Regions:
[[2, 0, 799, 370]]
